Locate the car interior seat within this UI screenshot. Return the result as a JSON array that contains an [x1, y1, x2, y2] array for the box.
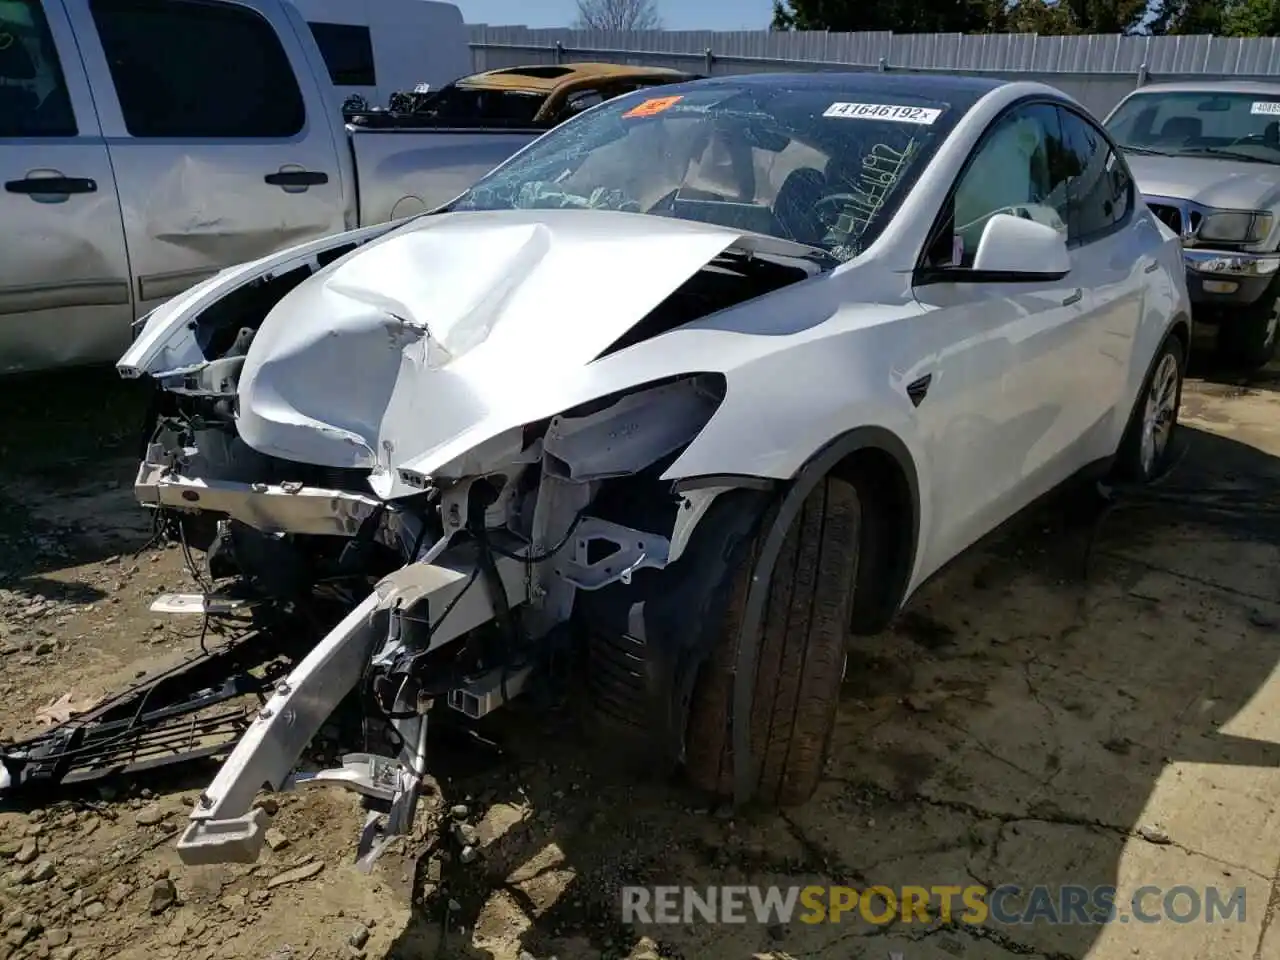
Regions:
[[0, 32, 41, 136], [1157, 116, 1202, 143]]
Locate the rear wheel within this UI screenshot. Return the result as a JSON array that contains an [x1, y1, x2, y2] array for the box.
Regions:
[[1114, 334, 1185, 484], [684, 475, 860, 806]]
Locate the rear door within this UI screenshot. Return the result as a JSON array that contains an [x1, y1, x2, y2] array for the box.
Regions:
[[0, 0, 131, 373], [63, 0, 348, 317], [1056, 105, 1150, 456]]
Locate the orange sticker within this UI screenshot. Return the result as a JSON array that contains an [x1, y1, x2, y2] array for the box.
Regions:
[[622, 95, 683, 118]]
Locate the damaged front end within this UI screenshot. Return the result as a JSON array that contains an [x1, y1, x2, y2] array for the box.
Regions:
[[111, 210, 816, 868], [162, 372, 729, 868]]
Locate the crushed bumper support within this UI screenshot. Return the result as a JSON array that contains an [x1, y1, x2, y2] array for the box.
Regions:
[[0, 627, 292, 799], [134, 458, 421, 556], [176, 546, 530, 866]]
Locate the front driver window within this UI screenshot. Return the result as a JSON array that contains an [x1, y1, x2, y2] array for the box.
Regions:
[[944, 103, 1070, 267]]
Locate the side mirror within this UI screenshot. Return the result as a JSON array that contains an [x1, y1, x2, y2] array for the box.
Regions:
[[970, 213, 1070, 279]]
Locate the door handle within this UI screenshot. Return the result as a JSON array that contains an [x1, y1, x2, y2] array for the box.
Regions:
[[1143, 259, 1160, 273], [5, 176, 97, 196], [264, 170, 329, 188], [1062, 288, 1083, 306]]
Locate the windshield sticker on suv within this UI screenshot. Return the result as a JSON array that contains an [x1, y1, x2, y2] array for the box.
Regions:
[[622, 95, 683, 118], [824, 102, 942, 124], [1251, 101, 1280, 115]]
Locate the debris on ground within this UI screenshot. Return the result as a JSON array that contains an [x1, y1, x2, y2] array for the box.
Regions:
[[1137, 823, 1173, 845], [0, 370, 1278, 959]]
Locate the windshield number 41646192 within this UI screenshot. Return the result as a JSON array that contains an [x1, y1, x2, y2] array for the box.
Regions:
[[824, 102, 943, 125]]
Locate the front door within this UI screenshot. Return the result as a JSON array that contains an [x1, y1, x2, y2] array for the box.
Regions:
[[911, 101, 1090, 567], [0, 0, 131, 373], [63, 0, 349, 319]]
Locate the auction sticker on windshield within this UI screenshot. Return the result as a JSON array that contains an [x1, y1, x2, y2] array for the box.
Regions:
[[623, 95, 683, 118], [1251, 101, 1280, 116], [824, 102, 942, 124]]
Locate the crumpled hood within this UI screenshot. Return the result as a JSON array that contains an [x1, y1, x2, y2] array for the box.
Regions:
[[1127, 153, 1280, 211], [233, 208, 815, 494]]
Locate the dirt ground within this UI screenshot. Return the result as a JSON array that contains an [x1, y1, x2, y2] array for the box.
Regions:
[[1, 350, 1280, 960]]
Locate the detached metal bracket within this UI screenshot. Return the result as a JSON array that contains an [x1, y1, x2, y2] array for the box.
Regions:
[[553, 517, 669, 591]]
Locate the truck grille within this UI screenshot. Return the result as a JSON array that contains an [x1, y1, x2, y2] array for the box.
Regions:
[[1148, 203, 1182, 234]]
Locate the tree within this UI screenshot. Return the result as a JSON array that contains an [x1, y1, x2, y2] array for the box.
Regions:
[[573, 0, 662, 30], [772, 0, 995, 32], [1149, 0, 1280, 33], [772, 0, 1147, 34]]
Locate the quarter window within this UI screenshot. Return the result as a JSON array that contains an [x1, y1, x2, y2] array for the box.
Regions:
[[90, 0, 305, 138], [0, 0, 76, 137]]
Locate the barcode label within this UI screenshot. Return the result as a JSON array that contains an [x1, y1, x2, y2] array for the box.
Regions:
[[824, 102, 942, 124]]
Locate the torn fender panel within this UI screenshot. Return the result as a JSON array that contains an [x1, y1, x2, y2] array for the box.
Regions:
[[232, 209, 814, 479], [117, 220, 405, 379]]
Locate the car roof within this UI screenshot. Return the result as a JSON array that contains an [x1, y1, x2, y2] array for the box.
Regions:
[[681, 71, 1007, 102], [1122, 80, 1280, 97], [456, 62, 694, 95]]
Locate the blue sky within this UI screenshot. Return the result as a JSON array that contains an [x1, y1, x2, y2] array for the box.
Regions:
[[456, 0, 776, 30]]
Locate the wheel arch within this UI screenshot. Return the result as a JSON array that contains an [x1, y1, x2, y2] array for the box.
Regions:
[[1169, 312, 1191, 359], [721, 424, 922, 806]]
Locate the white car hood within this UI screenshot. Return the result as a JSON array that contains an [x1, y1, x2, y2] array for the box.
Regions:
[[159, 209, 818, 496]]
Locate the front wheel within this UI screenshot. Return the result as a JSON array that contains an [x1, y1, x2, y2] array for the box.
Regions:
[[1216, 295, 1279, 372], [1114, 335, 1186, 484], [684, 475, 861, 807]]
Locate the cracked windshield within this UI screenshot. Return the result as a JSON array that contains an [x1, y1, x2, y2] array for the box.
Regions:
[[1105, 90, 1280, 164], [449, 83, 956, 262]]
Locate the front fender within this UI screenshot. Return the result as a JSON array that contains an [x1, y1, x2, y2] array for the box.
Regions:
[[117, 220, 406, 379], [660, 340, 932, 594]]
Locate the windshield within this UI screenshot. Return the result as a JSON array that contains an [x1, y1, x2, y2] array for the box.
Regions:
[[1106, 91, 1280, 164], [447, 82, 960, 262]]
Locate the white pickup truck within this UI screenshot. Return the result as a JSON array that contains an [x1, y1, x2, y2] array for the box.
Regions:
[[0, 0, 541, 375]]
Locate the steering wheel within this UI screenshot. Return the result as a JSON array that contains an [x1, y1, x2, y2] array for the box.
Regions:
[[814, 193, 870, 226]]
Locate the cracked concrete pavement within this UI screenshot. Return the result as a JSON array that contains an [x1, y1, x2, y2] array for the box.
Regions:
[[0, 363, 1278, 960]]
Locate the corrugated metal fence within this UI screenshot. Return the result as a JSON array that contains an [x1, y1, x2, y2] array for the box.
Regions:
[[467, 25, 1280, 117]]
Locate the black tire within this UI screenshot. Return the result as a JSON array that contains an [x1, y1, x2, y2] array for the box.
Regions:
[[1114, 334, 1186, 484], [1216, 294, 1279, 372], [684, 475, 860, 807]]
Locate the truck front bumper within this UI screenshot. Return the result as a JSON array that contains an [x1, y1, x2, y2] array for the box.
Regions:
[[1185, 249, 1280, 311]]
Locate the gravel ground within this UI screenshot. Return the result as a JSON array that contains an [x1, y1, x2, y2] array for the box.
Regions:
[[0, 359, 1278, 960]]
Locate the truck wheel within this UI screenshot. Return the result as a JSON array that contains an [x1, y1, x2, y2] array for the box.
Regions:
[[1217, 295, 1279, 371], [1114, 334, 1185, 483], [684, 475, 860, 807]]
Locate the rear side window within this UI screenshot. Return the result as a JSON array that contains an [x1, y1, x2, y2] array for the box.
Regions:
[[307, 21, 375, 88], [1059, 107, 1134, 243], [0, 0, 76, 137], [90, 0, 304, 138]]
